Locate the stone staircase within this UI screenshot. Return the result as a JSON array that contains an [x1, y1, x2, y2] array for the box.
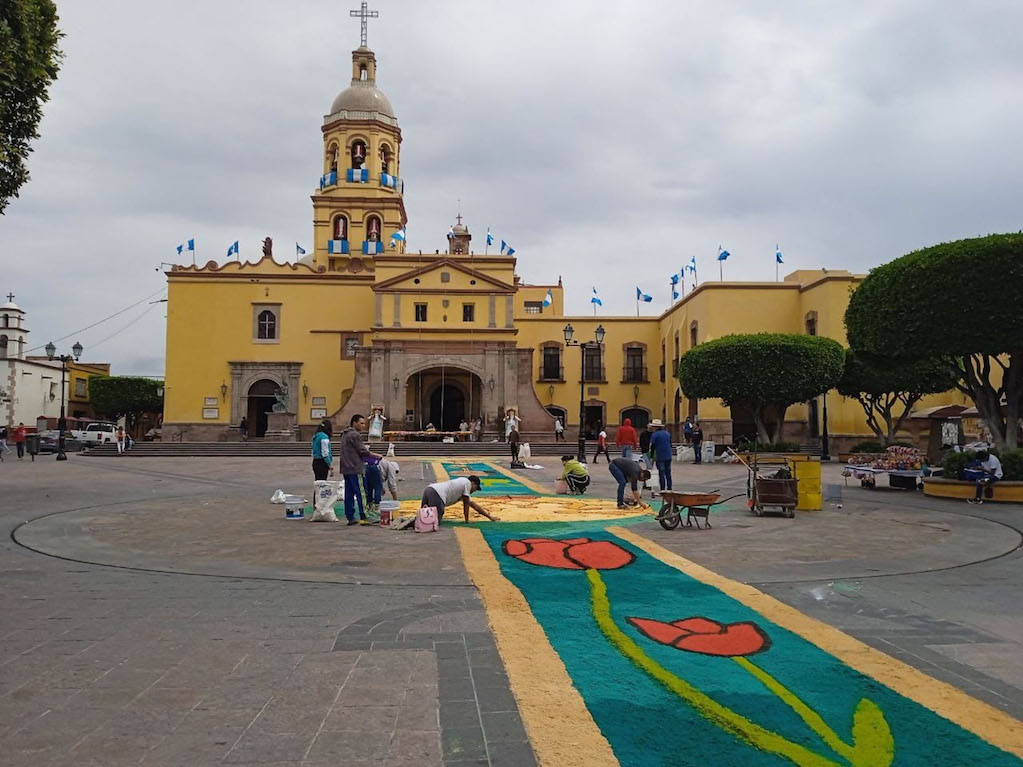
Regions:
[[83, 438, 581, 458]]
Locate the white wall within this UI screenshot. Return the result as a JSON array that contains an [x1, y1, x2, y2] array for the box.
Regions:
[[3, 359, 65, 428]]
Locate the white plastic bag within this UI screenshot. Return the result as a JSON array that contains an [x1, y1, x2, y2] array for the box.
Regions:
[[677, 446, 695, 463], [519, 442, 531, 460], [310, 480, 341, 522], [386, 442, 396, 457], [702, 441, 716, 463], [270, 489, 286, 504]]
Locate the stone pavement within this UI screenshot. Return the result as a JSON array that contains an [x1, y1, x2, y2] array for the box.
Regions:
[[1, 452, 1021, 765]]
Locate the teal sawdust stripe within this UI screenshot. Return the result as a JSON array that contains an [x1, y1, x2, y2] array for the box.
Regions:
[[481, 526, 1022, 767], [441, 461, 539, 496]]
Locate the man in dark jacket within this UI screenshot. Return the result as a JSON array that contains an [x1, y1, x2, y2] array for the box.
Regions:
[[338, 414, 382, 525]]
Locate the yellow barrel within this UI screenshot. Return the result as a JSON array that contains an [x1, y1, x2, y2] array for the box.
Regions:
[[794, 457, 822, 511]]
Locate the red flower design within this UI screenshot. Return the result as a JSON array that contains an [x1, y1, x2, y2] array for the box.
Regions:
[[502, 537, 635, 570], [627, 616, 770, 656]]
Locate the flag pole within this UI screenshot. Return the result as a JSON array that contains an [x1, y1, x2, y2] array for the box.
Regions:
[[719, 260, 723, 281]]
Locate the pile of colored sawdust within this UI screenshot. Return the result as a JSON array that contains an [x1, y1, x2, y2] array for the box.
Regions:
[[398, 496, 640, 522]]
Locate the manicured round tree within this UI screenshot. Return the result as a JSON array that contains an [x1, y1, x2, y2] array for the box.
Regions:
[[678, 333, 845, 444], [845, 234, 1023, 449], [838, 350, 958, 445], [88, 376, 164, 436]]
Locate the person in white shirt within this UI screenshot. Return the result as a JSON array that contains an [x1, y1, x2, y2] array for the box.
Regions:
[[967, 450, 1003, 504], [554, 417, 565, 442], [420, 475, 499, 522]]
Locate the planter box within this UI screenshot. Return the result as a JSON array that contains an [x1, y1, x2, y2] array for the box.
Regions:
[[922, 478, 1023, 504]]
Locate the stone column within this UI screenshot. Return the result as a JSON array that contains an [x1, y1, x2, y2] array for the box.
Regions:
[[229, 367, 243, 424], [374, 293, 383, 327], [488, 295, 496, 328], [504, 295, 514, 328], [392, 293, 401, 327]]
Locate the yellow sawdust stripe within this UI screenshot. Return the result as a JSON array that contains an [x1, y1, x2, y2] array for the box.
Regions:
[[481, 460, 553, 495], [609, 526, 1023, 758], [455, 527, 620, 767], [430, 460, 450, 482]]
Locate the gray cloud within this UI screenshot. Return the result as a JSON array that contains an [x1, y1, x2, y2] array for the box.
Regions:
[[2, 0, 1021, 374]]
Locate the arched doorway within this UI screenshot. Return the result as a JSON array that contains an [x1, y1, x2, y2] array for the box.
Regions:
[[621, 407, 650, 430], [406, 367, 482, 432], [247, 379, 278, 438], [429, 384, 465, 431]]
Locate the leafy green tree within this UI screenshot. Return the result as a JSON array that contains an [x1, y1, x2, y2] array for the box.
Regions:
[[678, 333, 845, 444], [88, 376, 163, 435], [845, 234, 1023, 449], [0, 0, 62, 213], [838, 350, 958, 445]]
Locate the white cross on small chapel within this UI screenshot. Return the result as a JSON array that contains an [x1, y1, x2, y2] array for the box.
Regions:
[[350, 2, 379, 47]]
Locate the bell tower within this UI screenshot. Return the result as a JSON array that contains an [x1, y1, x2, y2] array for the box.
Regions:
[[311, 4, 406, 273]]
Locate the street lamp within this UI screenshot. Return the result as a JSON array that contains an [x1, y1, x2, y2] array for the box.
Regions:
[[45, 340, 83, 462], [564, 323, 606, 462], [821, 391, 831, 461]]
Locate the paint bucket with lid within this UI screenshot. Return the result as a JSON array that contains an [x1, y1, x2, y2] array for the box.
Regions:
[[379, 500, 400, 526], [283, 495, 306, 519]]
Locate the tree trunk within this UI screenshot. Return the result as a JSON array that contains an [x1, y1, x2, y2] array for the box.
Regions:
[[954, 352, 1021, 450]]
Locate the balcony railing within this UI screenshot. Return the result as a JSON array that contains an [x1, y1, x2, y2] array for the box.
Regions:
[[539, 365, 564, 382], [379, 172, 402, 191], [362, 240, 384, 255], [327, 239, 349, 254], [623, 366, 648, 383], [320, 170, 338, 189], [346, 168, 369, 183]]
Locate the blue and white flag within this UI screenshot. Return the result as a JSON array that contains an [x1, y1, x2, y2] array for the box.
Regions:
[[500, 239, 507, 253], [296, 243, 306, 256], [226, 240, 239, 258], [775, 245, 784, 264], [390, 229, 406, 242], [542, 289, 553, 308], [672, 288, 680, 300], [591, 287, 602, 306], [636, 287, 653, 303], [346, 168, 369, 183], [670, 273, 680, 285], [379, 172, 399, 189], [506, 245, 516, 256], [685, 256, 697, 273], [176, 238, 194, 256], [486, 229, 494, 246], [717, 246, 730, 261]]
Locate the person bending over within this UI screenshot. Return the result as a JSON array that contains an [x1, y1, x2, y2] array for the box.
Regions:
[[608, 457, 651, 510], [965, 450, 1002, 504], [421, 475, 500, 522]]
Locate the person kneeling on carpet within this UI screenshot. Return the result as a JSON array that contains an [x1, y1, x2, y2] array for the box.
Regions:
[[609, 457, 651, 510], [421, 475, 500, 523], [560, 455, 591, 494]]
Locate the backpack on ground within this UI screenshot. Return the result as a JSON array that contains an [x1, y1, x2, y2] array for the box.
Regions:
[[414, 505, 439, 532]]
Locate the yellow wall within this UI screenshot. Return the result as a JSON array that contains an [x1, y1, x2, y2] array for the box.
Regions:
[[164, 268, 374, 425]]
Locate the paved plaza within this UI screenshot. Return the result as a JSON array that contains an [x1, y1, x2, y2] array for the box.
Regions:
[[1, 453, 1021, 766]]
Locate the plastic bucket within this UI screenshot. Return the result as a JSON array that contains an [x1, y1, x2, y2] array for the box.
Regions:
[[379, 500, 400, 527]]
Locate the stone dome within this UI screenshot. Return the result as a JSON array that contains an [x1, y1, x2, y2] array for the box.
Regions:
[[0, 301, 22, 312], [329, 82, 395, 119]]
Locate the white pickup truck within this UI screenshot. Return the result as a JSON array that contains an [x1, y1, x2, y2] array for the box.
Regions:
[[73, 422, 118, 444]]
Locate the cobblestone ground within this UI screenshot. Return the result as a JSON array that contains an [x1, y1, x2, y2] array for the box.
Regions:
[[0, 452, 1020, 765]]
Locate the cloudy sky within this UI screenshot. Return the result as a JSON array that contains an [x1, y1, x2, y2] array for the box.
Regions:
[[2, 0, 1021, 375]]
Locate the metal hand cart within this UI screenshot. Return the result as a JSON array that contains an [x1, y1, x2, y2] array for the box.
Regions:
[[728, 448, 798, 518]]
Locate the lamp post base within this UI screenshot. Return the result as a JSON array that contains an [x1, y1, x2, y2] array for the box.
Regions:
[[576, 437, 587, 463], [56, 453, 68, 461]]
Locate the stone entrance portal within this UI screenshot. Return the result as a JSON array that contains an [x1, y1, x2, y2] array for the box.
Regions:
[[335, 341, 553, 437]]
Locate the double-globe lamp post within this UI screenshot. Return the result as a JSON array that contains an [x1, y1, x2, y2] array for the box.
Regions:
[[45, 340, 83, 462], [563, 323, 605, 463]]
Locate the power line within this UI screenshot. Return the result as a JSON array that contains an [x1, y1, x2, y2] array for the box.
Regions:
[[87, 302, 162, 351], [25, 287, 167, 353]]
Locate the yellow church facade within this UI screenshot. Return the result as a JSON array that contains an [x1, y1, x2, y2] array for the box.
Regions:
[[162, 39, 966, 448]]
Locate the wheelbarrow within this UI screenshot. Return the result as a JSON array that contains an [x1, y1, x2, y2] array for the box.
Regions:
[[654, 491, 743, 530]]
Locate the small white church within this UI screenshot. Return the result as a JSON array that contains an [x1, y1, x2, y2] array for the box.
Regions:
[[1, 295, 64, 429]]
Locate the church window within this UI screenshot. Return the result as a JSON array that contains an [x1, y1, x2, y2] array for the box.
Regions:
[[366, 215, 381, 242], [805, 311, 818, 336], [254, 308, 279, 341], [623, 346, 646, 383], [524, 301, 543, 314], [332, 215, 348, 241], [359, 64, 368, 81], [74, 378, 87, 397], [0, 334, 7, 359], [2, 314, 7, 328], [380, 144, 392, 175], [440, 272, 450, 283], [462, 303, 475, 322], [415, 303, 428, 322], [350, 140, 366, 168], [689, 321, 699, 348], [328, 144, 339, 173]]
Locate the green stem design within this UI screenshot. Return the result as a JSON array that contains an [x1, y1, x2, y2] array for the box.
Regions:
[[733, 656, 855, 763], [586, 568, 841, 767]]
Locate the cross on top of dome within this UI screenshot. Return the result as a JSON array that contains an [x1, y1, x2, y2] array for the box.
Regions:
[[349, 2, 379, 47]]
